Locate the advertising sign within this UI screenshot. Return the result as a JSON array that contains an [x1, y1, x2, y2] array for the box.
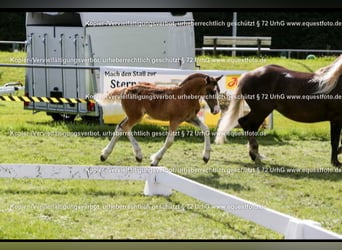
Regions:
[[99, 66, 246, 127]]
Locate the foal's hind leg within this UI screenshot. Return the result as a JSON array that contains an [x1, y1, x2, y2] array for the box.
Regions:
[[187, 116, 211, 163], [238, 110, 270, 162], [150, 121, 180, 166], [100, 116, 142, 162], [127, 133, 143, 162]]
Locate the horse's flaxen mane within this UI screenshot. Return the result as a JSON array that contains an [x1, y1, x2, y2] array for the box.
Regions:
[[312, 55, 342, 94]]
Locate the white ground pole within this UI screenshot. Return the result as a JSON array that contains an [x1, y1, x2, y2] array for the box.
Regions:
[[0, 164, 341, 240]]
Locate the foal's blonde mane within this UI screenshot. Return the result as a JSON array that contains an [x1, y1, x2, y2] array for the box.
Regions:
[[312, 55, 342, 94]]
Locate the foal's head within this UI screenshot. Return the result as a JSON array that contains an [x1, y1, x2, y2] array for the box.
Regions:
[[204, 75, 223, 115]]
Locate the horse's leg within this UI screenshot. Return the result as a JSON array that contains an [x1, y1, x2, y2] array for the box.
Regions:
[[238, 110, 270, 162], [127, 133, 143, 162], [100, 114, 142, 162], [100, 117, 127, 161], [118, 113, 143, 162], [150, 121, 180, 166], [187, 116, 211, 163], [330, 121, 342, 167], [337, 136, 342, 155], [338, 140, 342, 155]]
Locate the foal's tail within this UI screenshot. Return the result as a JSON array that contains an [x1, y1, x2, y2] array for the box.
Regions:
[[215, 79, 244, 144], [93, 88, 126, 106]]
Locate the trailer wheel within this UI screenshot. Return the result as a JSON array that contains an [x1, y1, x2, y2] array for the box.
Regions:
[[81, 115, 100, 123], [49, 113, 76, 122]]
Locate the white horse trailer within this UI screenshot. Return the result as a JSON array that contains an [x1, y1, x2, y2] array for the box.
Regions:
[[24, 12, 196, 121]]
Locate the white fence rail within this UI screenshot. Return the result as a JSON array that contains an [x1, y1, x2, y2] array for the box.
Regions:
[[0, 164, 341, 240], [196, 47, 342, 58], [0, 40, 26, 51], [0, 82, 24, 95]]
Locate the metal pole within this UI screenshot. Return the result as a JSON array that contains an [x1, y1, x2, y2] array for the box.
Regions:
[[74, 34, 80, 114], [232, 12, 237, 57], [59, 33, 66, 113], [0, 63, 100, 70], [28, 33, 36, 110], [43, 33, 50, 111]]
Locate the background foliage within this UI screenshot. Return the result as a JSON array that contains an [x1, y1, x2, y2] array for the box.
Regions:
[[193, 12, 342, 50], [1, 12, 342, 54]]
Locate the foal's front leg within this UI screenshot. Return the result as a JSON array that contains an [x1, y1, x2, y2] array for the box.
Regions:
[[188, 116, 211, 163]]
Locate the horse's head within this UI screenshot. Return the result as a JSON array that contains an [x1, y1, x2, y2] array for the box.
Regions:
[[204, 75, 223, 115]]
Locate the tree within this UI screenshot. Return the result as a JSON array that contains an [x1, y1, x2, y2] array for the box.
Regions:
[[0, 12, 25, 51]]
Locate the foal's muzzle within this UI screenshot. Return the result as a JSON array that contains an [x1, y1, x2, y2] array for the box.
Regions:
[[211, 105, 221, 115]]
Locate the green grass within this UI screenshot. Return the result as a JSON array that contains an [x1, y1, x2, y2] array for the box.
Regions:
[[270, 111, 329, 141], [196, 54, 335, 72], [0, 51, 26, 85], [0, 52, 341, 239]]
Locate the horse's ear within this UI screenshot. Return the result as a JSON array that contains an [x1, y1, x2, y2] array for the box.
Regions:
[[216, 75, 223, 81], [205, 76, 210, 85]]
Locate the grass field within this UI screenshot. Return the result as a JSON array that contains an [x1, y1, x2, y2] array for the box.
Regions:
[[0, 52, 341, 239]]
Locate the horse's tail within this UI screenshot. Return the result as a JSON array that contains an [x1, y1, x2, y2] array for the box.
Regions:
[[313, 55, 342, 94], [215, 78, 245, 145], [94, 88, 126, 106]]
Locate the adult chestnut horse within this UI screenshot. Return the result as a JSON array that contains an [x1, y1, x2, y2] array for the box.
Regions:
[[215, 55, 342, 167], [96, 73, 222, 166]]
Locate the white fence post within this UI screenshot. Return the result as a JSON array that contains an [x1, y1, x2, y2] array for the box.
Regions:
[[143, 168, 172, 196], [285, 219, 342, 239], [285, 218, 307, 239]]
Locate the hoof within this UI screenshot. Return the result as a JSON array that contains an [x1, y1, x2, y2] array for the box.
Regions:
[[203, 157, 209, 164], [100, 155, 106, 162], [338, 146, 342, 155], [135, 156, 143, 163], [249, 151, 257, 161], [150, 154, 160, 166], [257, 153, 266, 160], [249, 151, 266, 162], [332, 160, 342, 168], [215, 135, 226, 145]]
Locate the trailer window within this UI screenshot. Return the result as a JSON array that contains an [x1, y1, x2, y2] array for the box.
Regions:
[[171, 12, 187, 16], [26, 12, 82, 27]]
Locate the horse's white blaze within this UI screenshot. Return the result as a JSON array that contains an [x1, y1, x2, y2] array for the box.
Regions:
[[213, 104, 221, 114]]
